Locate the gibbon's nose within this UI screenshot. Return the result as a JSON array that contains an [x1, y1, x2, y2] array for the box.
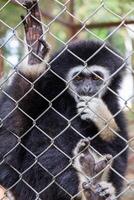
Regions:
[[81, 85, 93, 95]]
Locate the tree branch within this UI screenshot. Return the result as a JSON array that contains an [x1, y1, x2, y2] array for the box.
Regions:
[[11, 0, 134, 30], [41, 12, 134, 29]]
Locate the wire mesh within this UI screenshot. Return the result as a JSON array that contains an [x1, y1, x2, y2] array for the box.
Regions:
[[0, 0, 134, 200]]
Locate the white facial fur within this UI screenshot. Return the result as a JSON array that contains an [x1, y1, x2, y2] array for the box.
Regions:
[[66, 65, 110, 102]]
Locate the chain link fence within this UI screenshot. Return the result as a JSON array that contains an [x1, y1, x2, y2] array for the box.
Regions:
[[0, 0, 134, 200]]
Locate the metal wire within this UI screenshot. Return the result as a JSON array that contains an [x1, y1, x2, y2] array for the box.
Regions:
[[0, 0, 134, 200]]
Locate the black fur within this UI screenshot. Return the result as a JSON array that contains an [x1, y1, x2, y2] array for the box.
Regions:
[[0, 40, 128, 199]]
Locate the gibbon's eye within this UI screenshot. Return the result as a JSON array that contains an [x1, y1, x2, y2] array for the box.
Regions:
[[74, 74, 84, 81], [91, 71, 104, 81], [91, 74, 100, 80]]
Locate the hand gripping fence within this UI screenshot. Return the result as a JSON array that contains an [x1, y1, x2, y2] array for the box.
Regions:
[[0, 0, 134, 200]]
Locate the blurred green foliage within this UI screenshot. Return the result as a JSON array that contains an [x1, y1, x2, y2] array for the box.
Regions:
[[0, 1, 25, 34], [0, 0, 134, 72], [127, 105, 134, 121]]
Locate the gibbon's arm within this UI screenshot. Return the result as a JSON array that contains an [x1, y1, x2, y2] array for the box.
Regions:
[[0, 1, 48, 199], [4, 0, 50, 106], [77, 97, 118, 141], [3, 61, 47, 102], [19, 0, 49, 80]]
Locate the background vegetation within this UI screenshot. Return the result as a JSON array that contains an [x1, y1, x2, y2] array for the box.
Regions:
[[0, 1, 134, 199]]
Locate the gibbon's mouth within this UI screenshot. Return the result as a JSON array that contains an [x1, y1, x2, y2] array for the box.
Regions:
[[75, 93, 99, 102], [77, 92, 99, 98]]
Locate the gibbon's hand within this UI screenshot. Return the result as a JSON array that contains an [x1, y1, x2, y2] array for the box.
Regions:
[[73, 138, 115, 200], [77, 96, 102, 122], [77, 97, 118, 141]]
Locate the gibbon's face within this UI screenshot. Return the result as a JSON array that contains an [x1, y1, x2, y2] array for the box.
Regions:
[[66, 65, 110, 102]]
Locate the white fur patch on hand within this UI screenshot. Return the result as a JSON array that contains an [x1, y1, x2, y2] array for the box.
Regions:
[[77, 96, 106, 122], [77, 97, 101, 121], [19, 62, 49, 78], [77, 96, 118, 141]]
